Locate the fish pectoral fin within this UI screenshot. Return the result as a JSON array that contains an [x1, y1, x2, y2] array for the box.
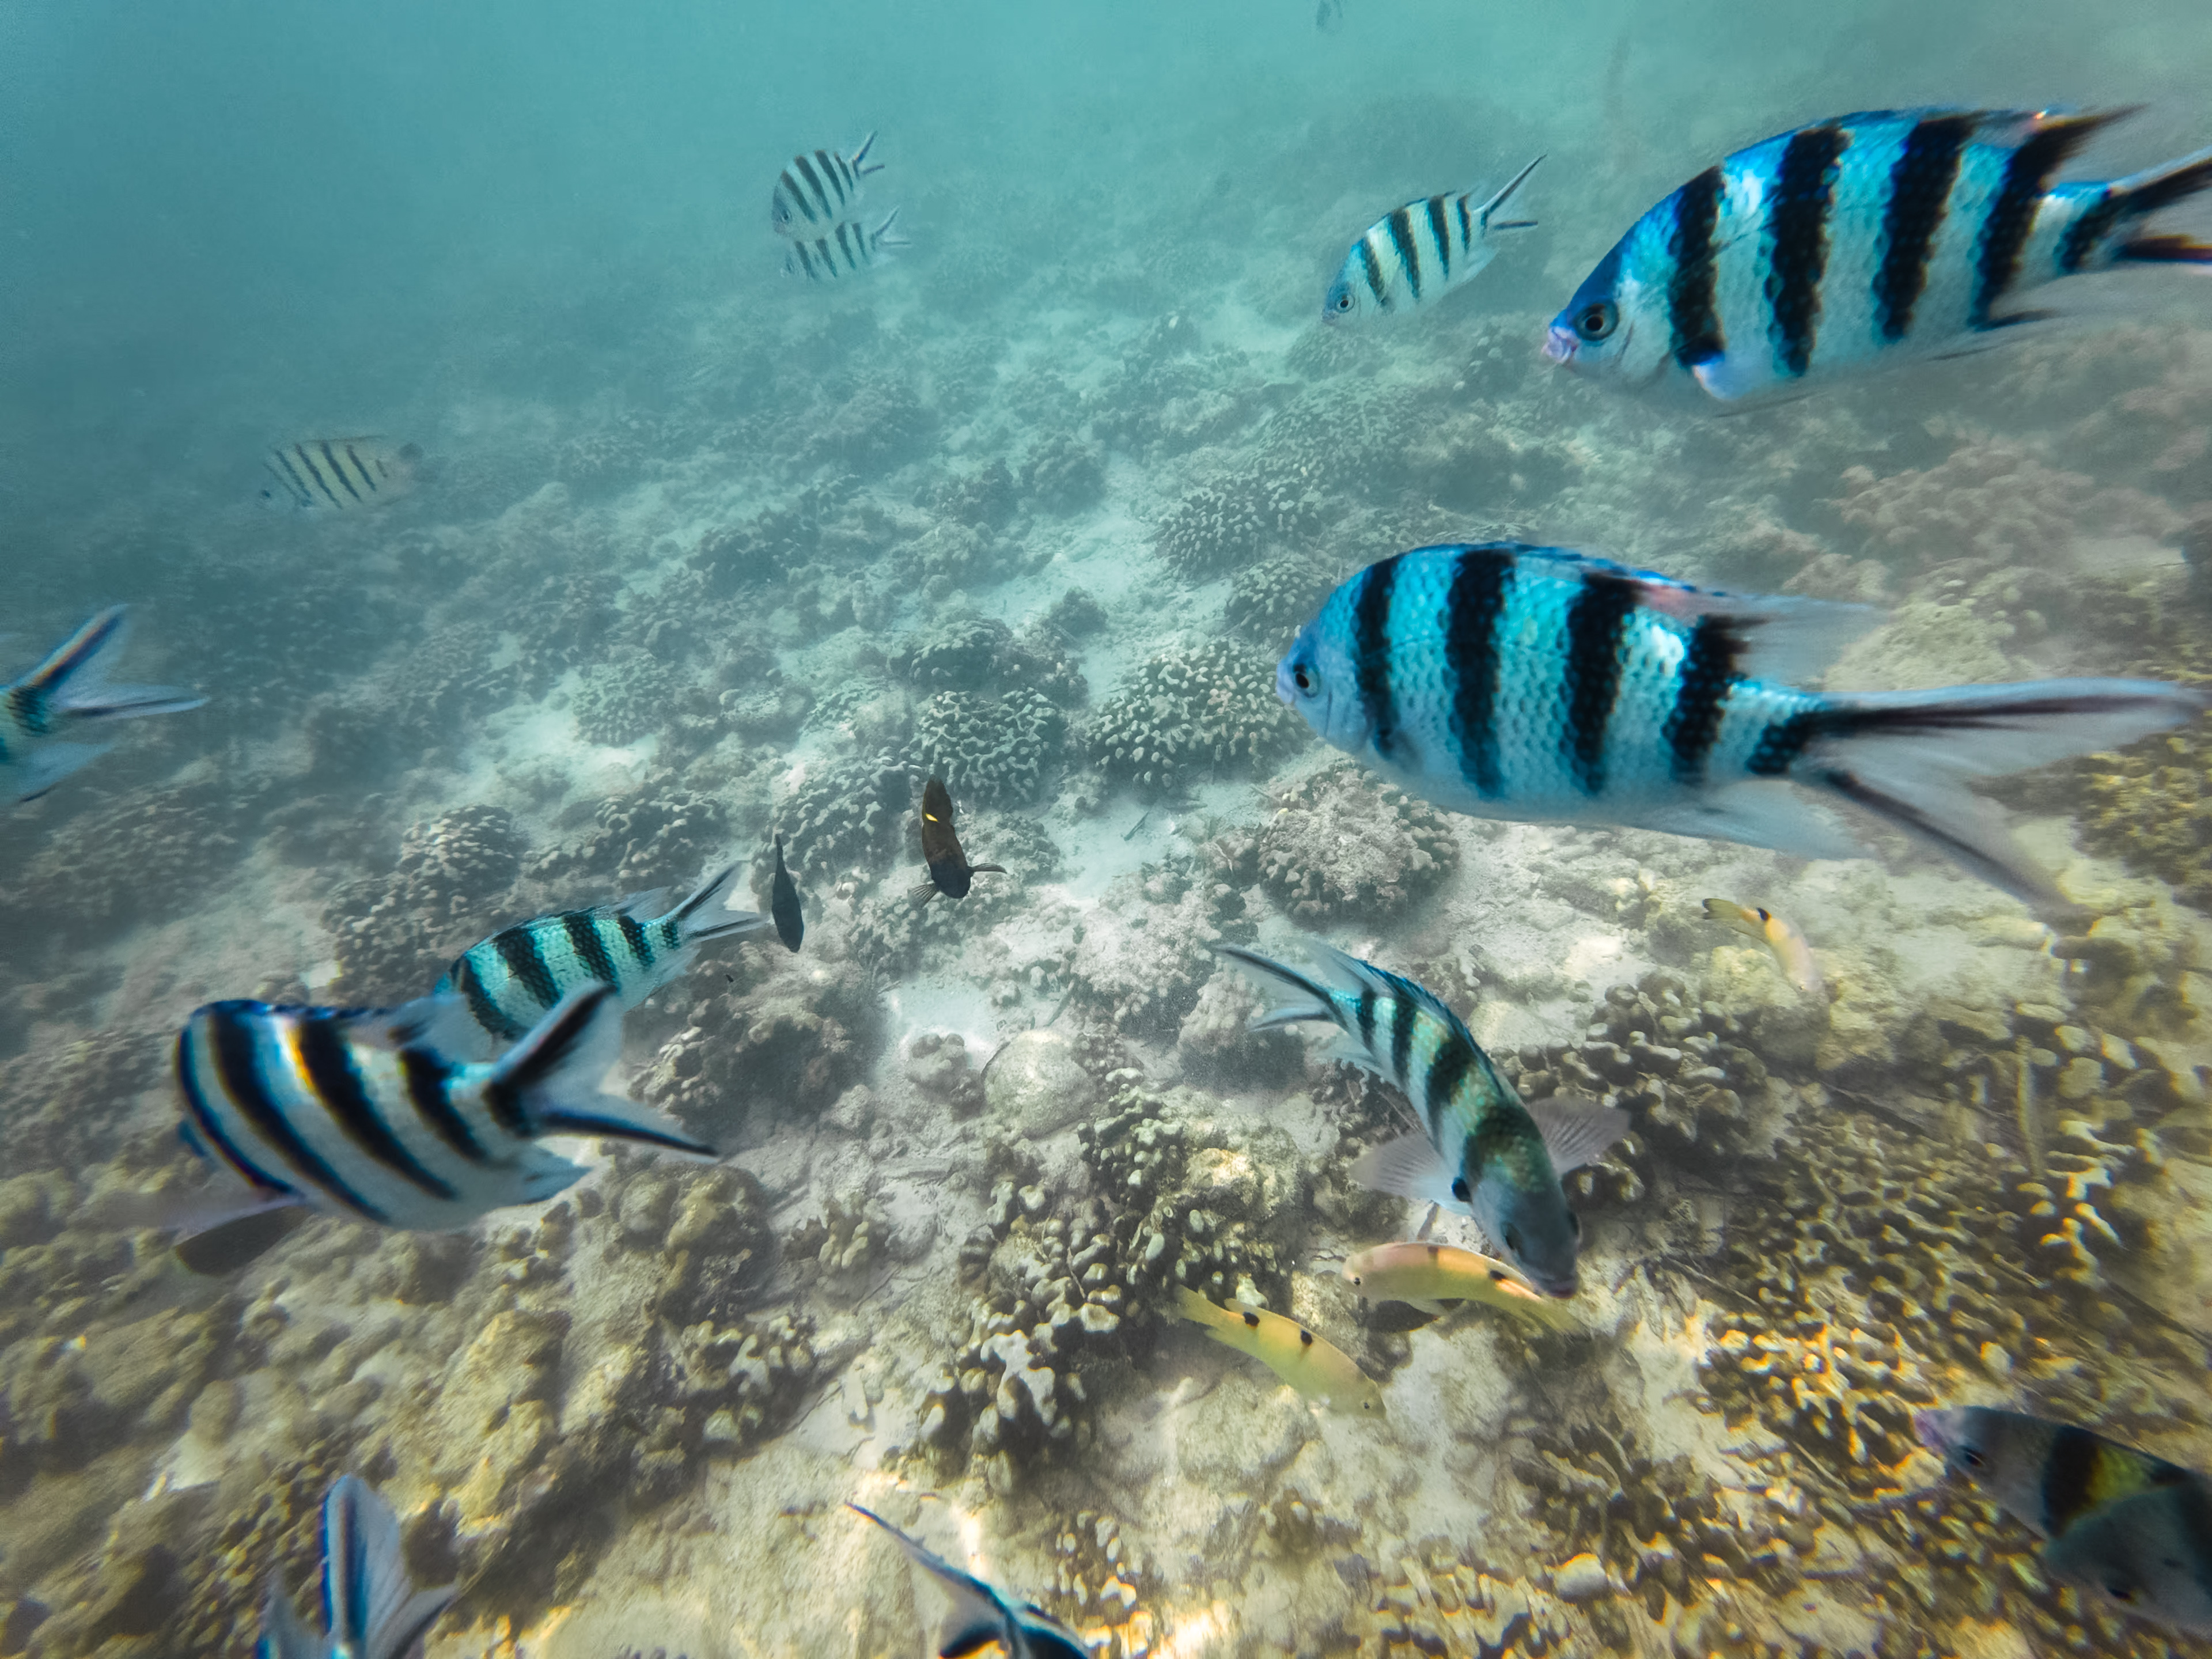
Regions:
[[174, 1204, 312, 1276], [1528, 1096, 1632, 1173], [350, 993, 485, 1059], [1688, 354, 1760, 401], [13, 739, 112, 800], [1349, 1132, 1460, 1207], [908, 881, 940, 908]]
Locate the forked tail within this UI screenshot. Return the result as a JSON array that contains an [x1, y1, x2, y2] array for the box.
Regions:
[[671, 860, 771, 944], [2101, 143, 2212, 266], [1212, 944, 1342, 1031], [14, 605, 205, 722], [1797, 677, 2210, 908]]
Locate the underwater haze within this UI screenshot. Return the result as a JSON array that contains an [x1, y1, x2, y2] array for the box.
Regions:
[[8, 0, 2212, 1655]]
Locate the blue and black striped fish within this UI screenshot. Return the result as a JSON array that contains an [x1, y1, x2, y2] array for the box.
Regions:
[[172, 983, 713, 1266], [2, 606, 203, 802], [438, 862, 767, 1047], [770, 132, 882, 238], [256, 1474, 456, 1659], [261, 437, 421, 512], [1277, 542, 2210, 909], [1324, 156, 1543, 323], [1218, 941, 1625, 1297], [1918, 1407, 2212, 1637], [782, 209, 907, 282], [1546, 107, 2212, 403]]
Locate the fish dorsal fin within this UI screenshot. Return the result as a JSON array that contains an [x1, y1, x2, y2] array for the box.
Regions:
[[1349, 1131, 1459, 1208], [349, 994, 483, 1059], [1528, 1097, 1631, 1172], [616, 887, 672, 919]]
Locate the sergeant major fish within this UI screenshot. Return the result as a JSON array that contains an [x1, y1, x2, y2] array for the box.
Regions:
[[1702, 897, 1824, 997], [783, 209, 907, 282], [1176, 1286, 1384, 1415], [770, 132, 882, 238], [1277, 542, 2210, 910], [262, 438, 421, 513], [256, 1474, 456, 1659], [2, 606, 204, 802], [1917, 1406, 2212, 1637], [171, 983, 713, 1270], [1546, 107, 2212, 404], [1217, 941, 1626, 1297], [437, 862, 767, 1047], [847, 1503, 1091, 1659], [1324, 156, 1543, 323]]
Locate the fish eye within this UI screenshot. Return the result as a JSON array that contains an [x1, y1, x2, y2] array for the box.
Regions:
[[2103, 1581, 2137, 1604], [1569, 1211, 1582, 1238], [1333, 291, 1353, 312], [1451, 1177, 1471, 1203], [1575, 301, 1618, 342], [1960, 1448, 1986, 1469], [1291, 663, 1316, 694], [1503, 1225, 1523, 1254]]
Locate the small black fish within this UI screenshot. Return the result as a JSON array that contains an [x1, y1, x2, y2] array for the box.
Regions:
[[910, 777, 1005, 907], [771, 833, 804, 952], [1315, 0, 1344, 31]]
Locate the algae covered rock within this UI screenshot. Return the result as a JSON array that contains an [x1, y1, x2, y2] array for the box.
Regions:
[[983, 1028, 1099, 1137]]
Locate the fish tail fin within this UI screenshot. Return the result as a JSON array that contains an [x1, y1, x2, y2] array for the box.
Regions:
[[12, 740, 113, 800], [1805, 678, 2210, 909], [846, 1504, 1012, 1658], [1478, 152, 1544, 229], [14, 606, 205, 724], [487, 985, 717, 1157], [873, 206, 909, 250], [669, 860, 772, 945], [320, 1475, 458, 1659], [2104, 143, 2212, 265], [1175, 1285, 1227, 1331], [255, 1580, 321, 1659], [850, 130, 883, 175], [1211, 944, 1342, 1033]]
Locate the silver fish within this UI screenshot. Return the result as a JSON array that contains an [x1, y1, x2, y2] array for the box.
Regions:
[[1217, 941, 1626, 1296], [2, 606, 204, 802], [770, 132, 882, 238], [255, 1475, 456, 1659], [1277, 541, 2209, 909], [1324, 157, 1543, 323], [1546, 108, 2212, 404]]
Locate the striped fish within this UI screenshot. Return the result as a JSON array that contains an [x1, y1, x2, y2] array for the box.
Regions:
[[782, 209, 907, 282], [257, 1475, 456, 1659], [1918, 1407, 2212, 1635], [261, 437, 421, 512], [173, 983, 714, 1257], [437, 862, 768, 1047], [849, 1505, 1091, 1659], [2, 606, 204, 802], [1277, 542, 2210, 909], [771, 133, 883, 238], [1217, 942, 1626, 1297], [1546, 108, 2212, 403], [1324, 155, 1543, 323]]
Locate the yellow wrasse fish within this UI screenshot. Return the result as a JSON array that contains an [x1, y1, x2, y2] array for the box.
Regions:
[[1342, 1241, 1578, 1331], [1702, 897, 1823, 997], [1175, 1286, 1383, 1416]]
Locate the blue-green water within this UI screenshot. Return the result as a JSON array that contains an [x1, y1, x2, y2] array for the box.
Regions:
[[5, 4, 2212, 1656]]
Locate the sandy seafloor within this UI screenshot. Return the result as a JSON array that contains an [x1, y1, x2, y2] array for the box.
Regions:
[[10, 5, 2212, 1658]]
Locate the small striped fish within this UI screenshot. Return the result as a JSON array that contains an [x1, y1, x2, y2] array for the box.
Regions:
[[782, 209, 907, 282], [1547, 107, 2212, 403], [1218, 942, 1625, 1297], [261, 437, 421, 512], [257, 1475, 456, 1659], [1324, 156, 1543, 323], [438, 862, 767, 1046], [174, 984, 713, 1251], [770, 131, 883, 238], [2, 606, 203, 802], [1278, 542, 2210, 908]]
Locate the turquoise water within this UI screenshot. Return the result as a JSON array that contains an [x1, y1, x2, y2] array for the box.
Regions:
[[6, 3, 2212, 1656]]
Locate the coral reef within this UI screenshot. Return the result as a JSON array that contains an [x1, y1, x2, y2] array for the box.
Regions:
[[911, 687, 1069, 808], [571, 653, 682, 748], [1067, 866, 1219, 1039], [1022, 432, 1107, 513], [1088, 637, 1301, 795], [642, 958, 880, 1141], [769, 752, 910, 885], [1150, 463, 1334, 579], [1225, 551, 1335, 645], [323, 805, 525, 1005], [1255, 763, 1460, 926]]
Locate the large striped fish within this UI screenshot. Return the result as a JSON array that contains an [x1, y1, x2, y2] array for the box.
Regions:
[[782, 209, 907, 282], [1217, 942, 1627, 1297], [1278, 543, 2209, 909], [1324, 156, 1543, 323], [1918, 1407, 2212, 1637], [260, 437, 421, 512], [770, 132, 883, 238], [437, 862, 768, 1048], [1545, 108, 2212, 403], [2, 606, 204, 802], [171, 983, 713, 1268], [257, 1475, 456, 1659]]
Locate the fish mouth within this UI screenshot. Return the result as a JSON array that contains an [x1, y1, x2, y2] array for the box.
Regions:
[[1532, 1270, 1578, 1298], [1542, 324, 1578, 365]]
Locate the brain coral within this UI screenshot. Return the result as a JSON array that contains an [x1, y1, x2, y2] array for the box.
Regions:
[[911, 687, 1069, 808], [1089, 637, 1302, 794], [1256, 762, 1461, 925], [1150, 462, 1333, 579]]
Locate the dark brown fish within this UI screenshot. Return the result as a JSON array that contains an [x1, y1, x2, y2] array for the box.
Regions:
[[771, 833, 804, 952], [910, 777, 1005, 907]]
